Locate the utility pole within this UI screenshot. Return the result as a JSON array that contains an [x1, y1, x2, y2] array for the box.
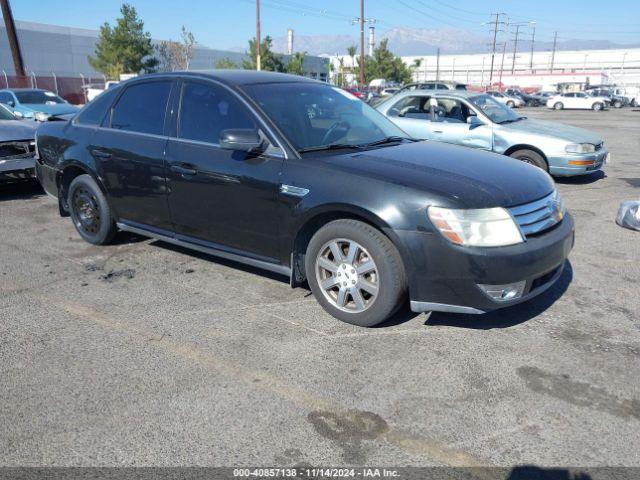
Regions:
[[351, 2, 375, 88], [1, 0, 26, 77], [359, 0, 365, 86], [436, 48, 440, 81], [498, 42, 507, 86], [256, 0, 261, 71], [485, 13, 507, 87], [550, 31, 558, 73], [529, 22, 536, 72]]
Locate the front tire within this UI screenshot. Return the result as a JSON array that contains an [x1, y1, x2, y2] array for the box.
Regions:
[[613, 100, 623, 108], [592, 102, 604, 111], [68, 174, 117, 245], [507, 100, 515, 108], [305, 219, 406, 327], [509, 149, 548, 171], [554, 102, 564, 110]]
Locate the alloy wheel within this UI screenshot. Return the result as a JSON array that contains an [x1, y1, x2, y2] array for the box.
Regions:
[[315, 238, 379, 313]]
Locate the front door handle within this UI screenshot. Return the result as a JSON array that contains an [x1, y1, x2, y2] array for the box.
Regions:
[[433, 130, 443, 134], [91, 149, 112, 159], [170, 164, 197, 176]]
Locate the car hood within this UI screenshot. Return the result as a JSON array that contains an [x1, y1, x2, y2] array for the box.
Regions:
[[320, 141, 555, 209], [21, 103, 79, 115], [0, 119, 37, 141], [501, 118, 603, 144]]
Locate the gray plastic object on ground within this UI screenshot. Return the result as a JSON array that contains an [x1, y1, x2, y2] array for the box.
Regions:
[[616, 201, 640, 231]]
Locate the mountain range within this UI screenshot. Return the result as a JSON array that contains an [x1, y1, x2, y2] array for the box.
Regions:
[[268, 26, 640, 56]]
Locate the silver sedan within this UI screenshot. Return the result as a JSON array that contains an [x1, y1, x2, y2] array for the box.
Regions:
[[377, 90, 609, 177]]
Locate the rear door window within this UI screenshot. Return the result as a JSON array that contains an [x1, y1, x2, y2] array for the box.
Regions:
[[110, 81, 172, 135]]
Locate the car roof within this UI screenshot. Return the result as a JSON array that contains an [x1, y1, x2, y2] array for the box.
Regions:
[[128, 70, 320, 87], [392, 89, 482, 100], [0, 88, 48, 92]]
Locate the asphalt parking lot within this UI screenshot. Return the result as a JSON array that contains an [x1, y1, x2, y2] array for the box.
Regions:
[[1, 107, 639, 469]]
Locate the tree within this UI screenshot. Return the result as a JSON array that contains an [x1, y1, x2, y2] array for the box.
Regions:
[[357, 39, 412, 84], [214, 57, 237, 69], [88, 3, 158, 79], [156, 26, 196, 72], [286, 52, 306, 76], [346, 44, 358, 81], [411, 58, 423, 82], [242, 36, 284, 72]]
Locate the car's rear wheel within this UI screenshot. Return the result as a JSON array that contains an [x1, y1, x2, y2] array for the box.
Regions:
[[631, 99, 638, 107], [592, 102, 604, 111], [554, 102, 564, 110], [509, 149, 548, 172], [305, 219, 406, 327], [613, 100, 623, 108], [507, 100, 515, 108], [68, 174, 117, 245]]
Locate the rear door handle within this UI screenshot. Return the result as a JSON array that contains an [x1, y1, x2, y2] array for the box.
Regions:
[[91, 149, 112, 159], [170, 164, 197, 176], [433, 130, 443, 134]]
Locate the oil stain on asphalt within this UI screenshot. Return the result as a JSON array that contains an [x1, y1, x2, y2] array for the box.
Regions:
[[307, 410, 389, 463], [517, 366, 640, 420]]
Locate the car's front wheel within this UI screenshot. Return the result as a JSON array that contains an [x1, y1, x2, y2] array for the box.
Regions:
[[68, 174, 117, 245], [509, 149, 548, 171], [507, 100, 515, 108], [592, 102, 604, 111], [613, 100, 623, 108], [305, 219, 406, 327], [554, 102, 564, 110]]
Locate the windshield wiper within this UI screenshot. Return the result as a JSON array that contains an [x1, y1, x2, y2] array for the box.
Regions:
[[360, 136, 415, 147], [298, 143, 364, 153], [498, 117, 526, 124]]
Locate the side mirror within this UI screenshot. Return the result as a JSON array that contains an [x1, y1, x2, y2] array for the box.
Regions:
[[467, 116, 483, 128], [219, 129, 265, 153], [13, 111, 24, 119], [387, 107, 400, 117], [7, 100, 15, 108]]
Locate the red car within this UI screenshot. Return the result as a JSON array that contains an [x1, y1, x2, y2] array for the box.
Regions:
[[343, 87, 363, 99]]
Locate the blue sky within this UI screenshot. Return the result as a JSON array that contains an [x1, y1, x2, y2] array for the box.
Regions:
[[7, 0, 640, 49]]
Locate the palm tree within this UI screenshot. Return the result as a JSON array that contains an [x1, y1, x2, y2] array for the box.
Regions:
[[412, 58, 423, 82], [346, 45, 357, 83]]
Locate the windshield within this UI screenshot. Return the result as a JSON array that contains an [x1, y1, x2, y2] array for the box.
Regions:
[[241, 82, 409, 151], [0, 104, 16, 120], [15, 90, 65, 105], [470, 94, 521, 124]]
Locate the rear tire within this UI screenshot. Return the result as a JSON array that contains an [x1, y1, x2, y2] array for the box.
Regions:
[[631, 99, 638, 107], [592, 102, 603, 111], [305, 219, 406, 327], [509, 149, 548, 172], [68, 174, 117, 245], [613, 100, 623, 109], [554, 102, 564, 110], [507, 100, 515, 108]]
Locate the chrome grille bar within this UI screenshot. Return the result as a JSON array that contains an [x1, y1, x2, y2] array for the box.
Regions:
[[508, 191, 563, 237]]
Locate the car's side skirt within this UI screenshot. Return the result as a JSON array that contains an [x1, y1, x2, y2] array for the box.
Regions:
[[116, 221, 292, 278]]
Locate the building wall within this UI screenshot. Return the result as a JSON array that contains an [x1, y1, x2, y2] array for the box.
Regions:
[[402, 48, 640, 88], [0, 21, 328, 80]]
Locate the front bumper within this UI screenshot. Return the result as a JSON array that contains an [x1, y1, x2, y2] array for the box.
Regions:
[[391, 213, 575, 314], [548, 148, 609, 177], [0, 156, 36, 182]]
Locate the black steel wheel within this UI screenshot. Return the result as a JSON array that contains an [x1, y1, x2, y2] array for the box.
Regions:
[[68, 174, 117, 245]]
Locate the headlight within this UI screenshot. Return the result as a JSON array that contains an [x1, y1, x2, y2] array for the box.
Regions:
[[34, 111, 50, 122], [565, 143, 596, 154], [428, 206, 524, 247]]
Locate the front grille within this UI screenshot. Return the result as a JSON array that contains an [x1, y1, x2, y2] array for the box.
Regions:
[[508, 191, 564, 237], [0, 141, 35, 160]]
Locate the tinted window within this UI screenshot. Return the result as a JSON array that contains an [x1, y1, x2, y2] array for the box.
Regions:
[[110, 81, 172, 135], [389, 95, 429, 118], [75, 87, 119, 126], [0, 104, 15, 120], [178, 82, 255, 144], [0, 92, 13, 104], [15, 90, 65, 104], [455, 84, 467, 90]]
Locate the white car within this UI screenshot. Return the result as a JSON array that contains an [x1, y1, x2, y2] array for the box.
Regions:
[[546, 92, 610, 111], [486, 91, 525, 108], [83, 81, 119, 102], [380, 87, 399, 96]]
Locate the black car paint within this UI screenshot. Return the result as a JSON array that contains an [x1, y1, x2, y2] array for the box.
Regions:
[[35, 71, 573, 313]]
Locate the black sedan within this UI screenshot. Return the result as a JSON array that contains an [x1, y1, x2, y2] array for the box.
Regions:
[[35, 71, 574, 327]]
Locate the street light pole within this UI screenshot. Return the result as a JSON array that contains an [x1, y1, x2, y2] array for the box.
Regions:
[[529, 22, 536, 72], [0, 0, 26, 77], [256, 0, 261, 71], [359, 0, 365, 87]]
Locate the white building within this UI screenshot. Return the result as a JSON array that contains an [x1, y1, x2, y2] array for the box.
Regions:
[[402, 48, 640, 90]]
